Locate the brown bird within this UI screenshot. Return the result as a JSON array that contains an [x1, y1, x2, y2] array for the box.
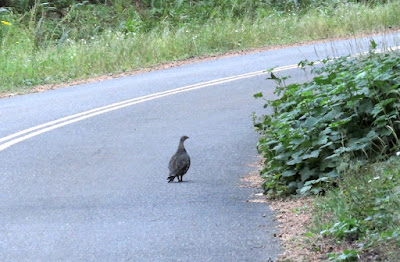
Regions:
[[167, 136, 190, 183]]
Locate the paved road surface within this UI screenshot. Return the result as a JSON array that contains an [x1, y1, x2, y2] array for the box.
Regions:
[[0, 33, 399, 261]]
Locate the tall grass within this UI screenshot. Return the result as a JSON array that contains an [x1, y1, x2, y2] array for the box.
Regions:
[[1, 1, 400, 93]]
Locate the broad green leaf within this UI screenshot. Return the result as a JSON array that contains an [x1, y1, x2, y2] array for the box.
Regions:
[[274, 152, 291, 161], [313, 134, 328, 146], [326, 169, 338, 178], [329, 117, 352, 128], [303, 116, 318, 129], [290, 137, 306, 146], [357, 100, 374, 114], [302, 149, 320, 159], [379, 98, 396, 106], [371, 104, 383, 117], [334, 147, 351, 154], [320, 159, 336, 171], [299, 167, 315, 182], [287, 157, 303, 165], [282, 169, 296, 177], [336, 250, 358, 261], [272, 144, 285, 153], [355, 71, 367, 79], [325, 153, 340, 160], [299, 185, 312, 195]]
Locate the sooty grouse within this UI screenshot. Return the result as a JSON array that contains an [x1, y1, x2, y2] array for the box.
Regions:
[[167, 136, 190, 183]]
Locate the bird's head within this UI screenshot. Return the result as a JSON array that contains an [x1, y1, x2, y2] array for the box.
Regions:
[[180, 135, 189, 142]]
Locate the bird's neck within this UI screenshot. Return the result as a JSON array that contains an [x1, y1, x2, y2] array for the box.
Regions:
[[178, 141, 185, 151]]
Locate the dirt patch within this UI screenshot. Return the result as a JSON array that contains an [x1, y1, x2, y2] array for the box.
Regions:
[[1, 29, 399, 99], [269, 197, 324, 262], [241, 162, 320, 261], [241, 160, 358, 262], [240, 161, 265, 189]]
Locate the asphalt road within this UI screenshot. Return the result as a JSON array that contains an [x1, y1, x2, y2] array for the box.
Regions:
[[1, 32, 399, 261]]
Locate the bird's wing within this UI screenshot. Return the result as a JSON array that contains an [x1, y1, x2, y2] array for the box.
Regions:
[[184, 156, 190, 174], [168, 154, 177, 172], [177, 154, 190, 175], [169, 153, 190, 175]]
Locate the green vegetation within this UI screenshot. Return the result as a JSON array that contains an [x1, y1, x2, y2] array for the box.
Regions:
[[255, 46, 400, 196], [314, 159, 400, 261], [254, 45, 400, 260], [1, 0, 399, 93]]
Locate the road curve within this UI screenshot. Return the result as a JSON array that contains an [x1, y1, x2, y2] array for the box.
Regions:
[[0, 32, 399, 261]]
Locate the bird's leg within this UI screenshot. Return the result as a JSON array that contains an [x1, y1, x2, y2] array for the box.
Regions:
[[178, 176, 182, 182]]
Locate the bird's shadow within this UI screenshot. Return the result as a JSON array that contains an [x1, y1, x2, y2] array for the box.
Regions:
[[168, 180, 193, 184]]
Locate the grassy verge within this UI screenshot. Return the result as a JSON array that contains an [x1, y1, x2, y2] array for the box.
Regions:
[[1, 1, 400, 93], [270, 158, 400, 262], [311, 159, 400, 261]]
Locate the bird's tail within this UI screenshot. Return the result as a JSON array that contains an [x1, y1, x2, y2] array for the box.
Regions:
[[167, 176, 176, 183], [167, 174, 176, 183]]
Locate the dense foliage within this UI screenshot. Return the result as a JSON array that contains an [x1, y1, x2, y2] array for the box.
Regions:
[[254, 46, 400, 195], [0, 0, 392, 43]]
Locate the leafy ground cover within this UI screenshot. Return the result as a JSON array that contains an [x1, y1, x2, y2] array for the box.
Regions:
[[1, 0, 399, 93], [254, 45, 400, 260], [242, 157, 400, 261], [255, 45, 400, 196]]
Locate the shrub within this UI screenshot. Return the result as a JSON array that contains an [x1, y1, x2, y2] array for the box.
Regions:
[[254, 46, 400, 195]]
